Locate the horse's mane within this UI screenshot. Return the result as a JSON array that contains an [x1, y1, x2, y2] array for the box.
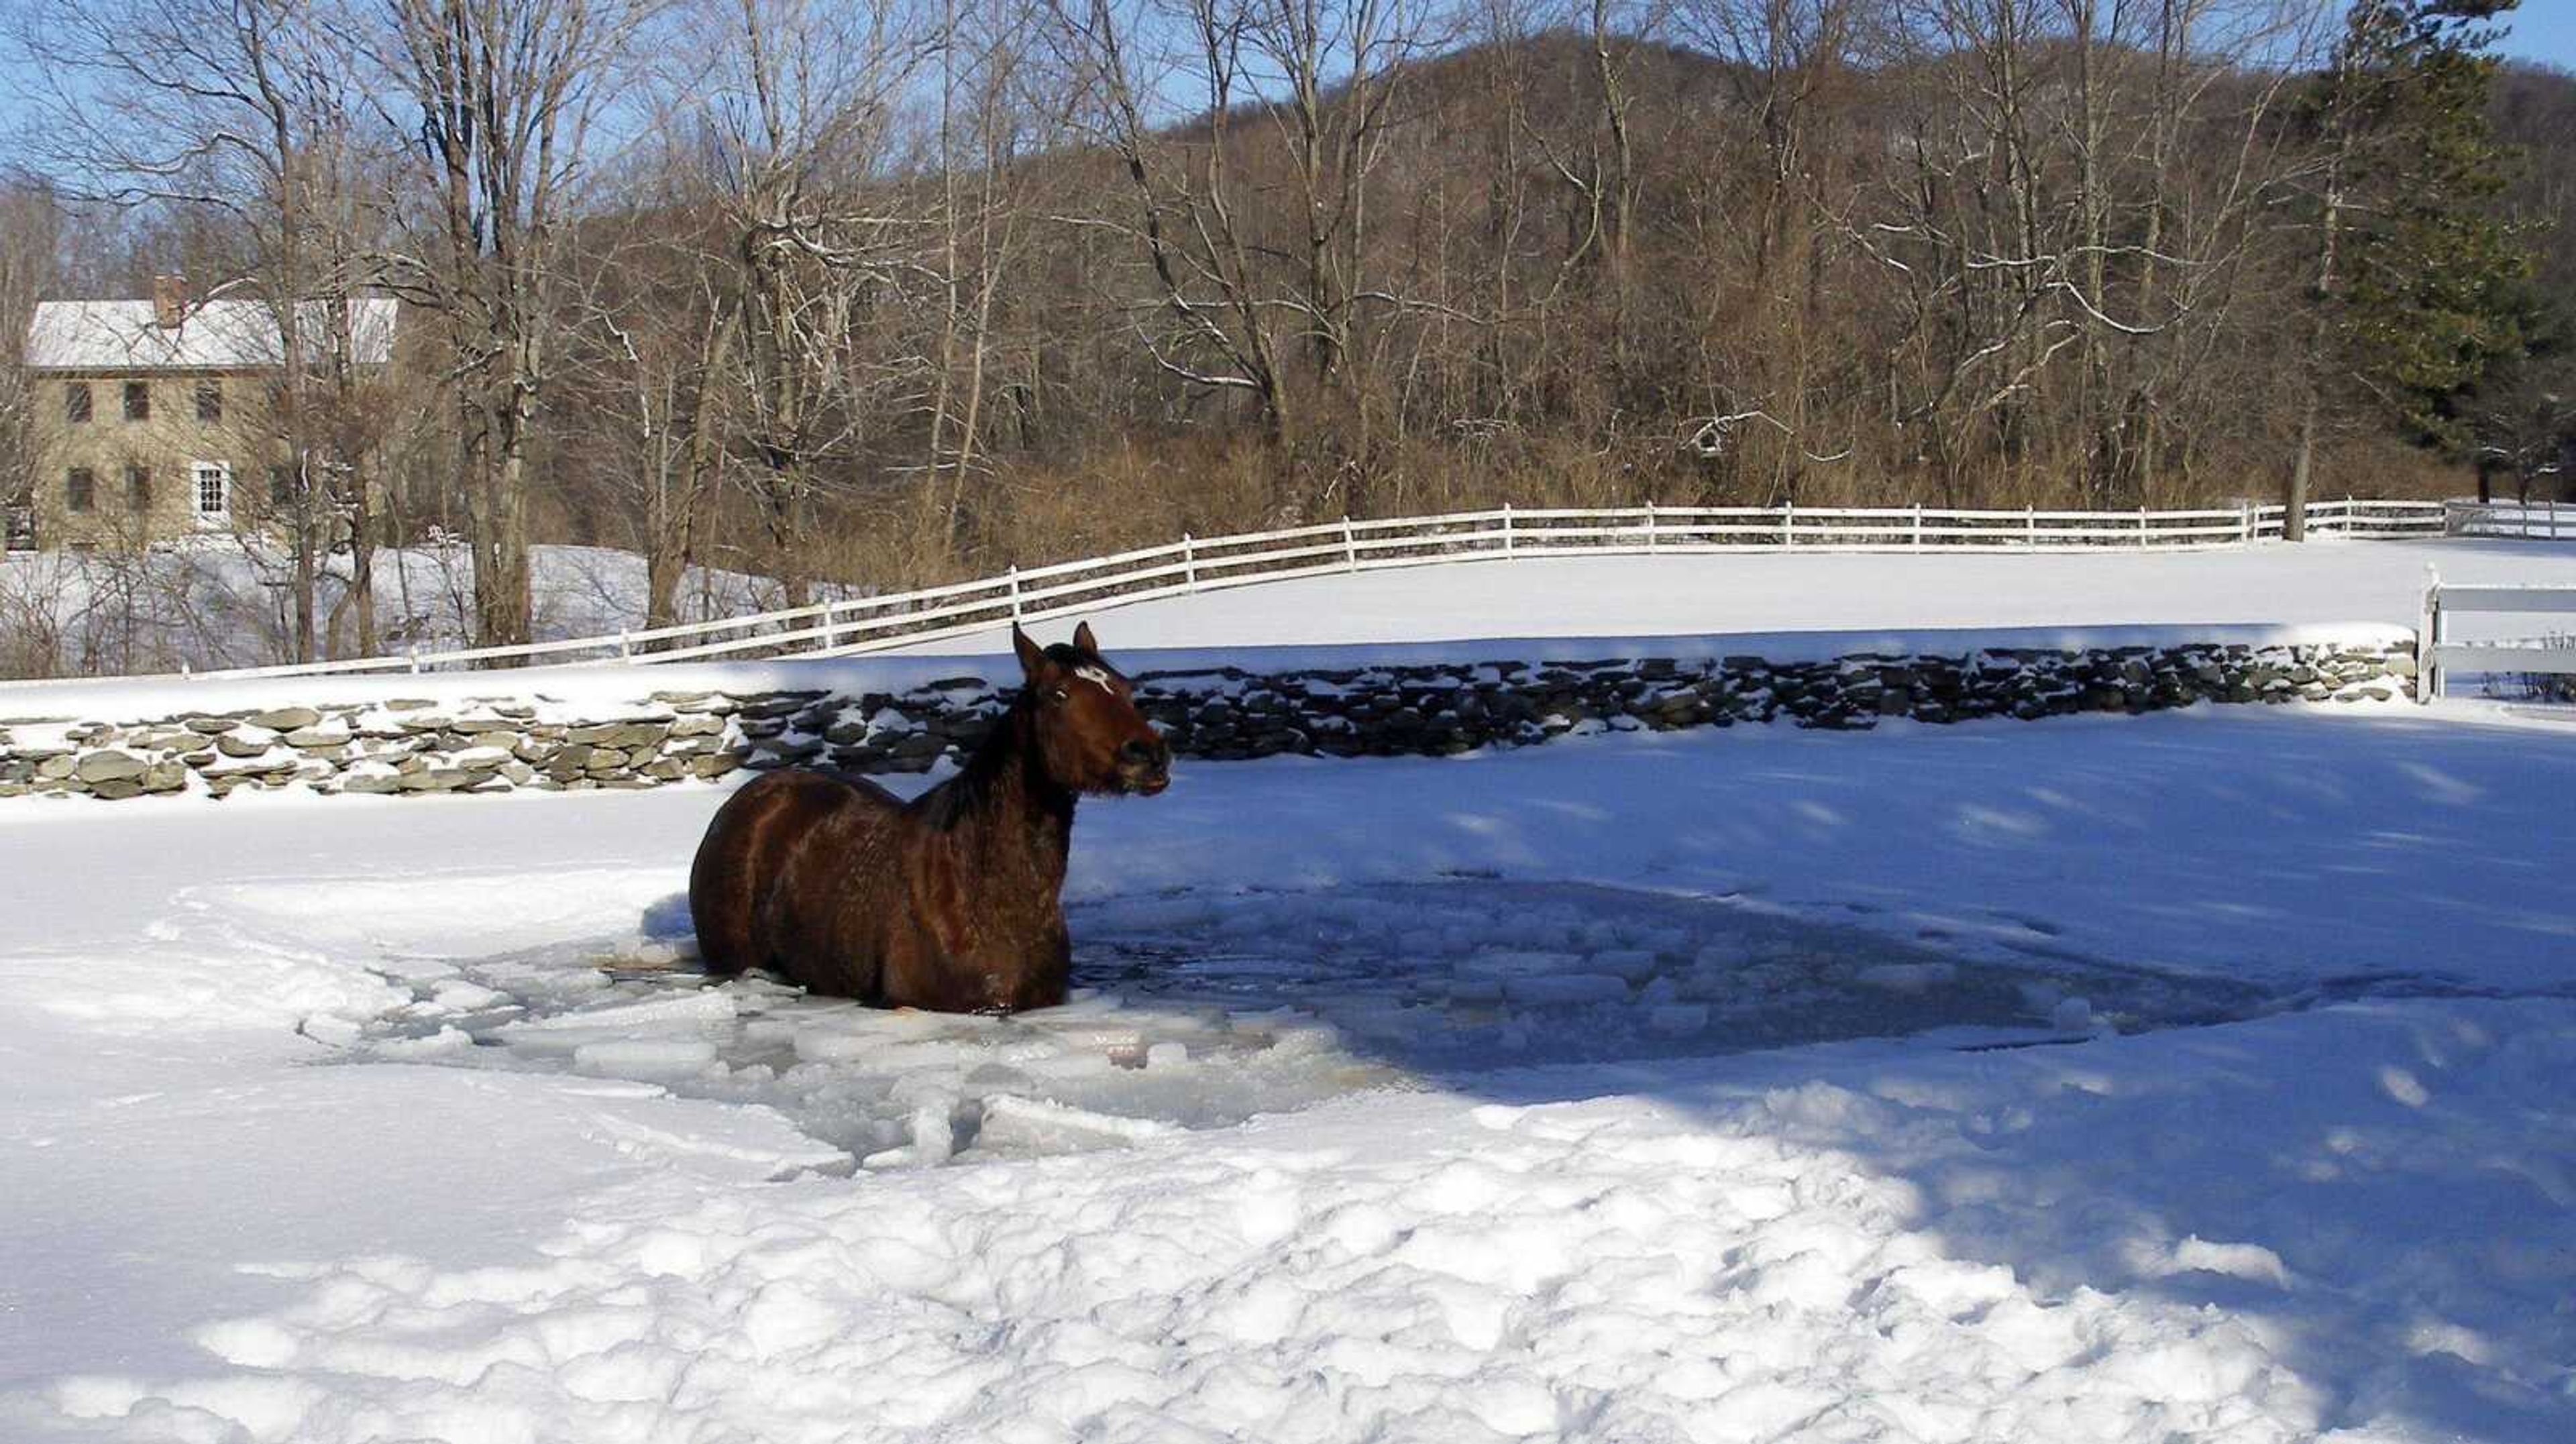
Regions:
[[917, 643, 1096, 830]]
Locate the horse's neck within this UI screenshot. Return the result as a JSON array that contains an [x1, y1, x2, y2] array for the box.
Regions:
[[937, 706, 1075, 887]]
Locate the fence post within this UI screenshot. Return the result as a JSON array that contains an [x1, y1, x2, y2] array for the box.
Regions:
[[1646, 500, 1658, 553], [1911, 503, 1923, 549], [619, 628, 633, 661], [1782, 502, 1794, 549], [2025, 505, 2037, 550], [820, 601, 841, 653], [2419, 568, 2442, 704], [2240, 501, 2253, 545], [1182, 533, 1197, 588], [1502, 502, 1515, 558], [407, 647, 423, 675], [1008, 565, 1023, 622], [1342, 516, 1358, 571], [2139, 505, 2149, 548]]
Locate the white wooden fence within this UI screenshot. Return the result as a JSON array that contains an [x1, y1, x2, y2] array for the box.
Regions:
[[2417, 579, 2576, 702], [2446, 499, 2575, 540], [3, 497, 2449, 688]]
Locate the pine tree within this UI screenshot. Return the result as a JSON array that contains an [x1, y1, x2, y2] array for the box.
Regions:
[[2285, 0, 2530, 539], [2456, 292, 2576, 502]]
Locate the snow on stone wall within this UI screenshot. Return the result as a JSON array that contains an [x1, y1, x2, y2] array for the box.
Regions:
[[0, 636, 2417, 802]]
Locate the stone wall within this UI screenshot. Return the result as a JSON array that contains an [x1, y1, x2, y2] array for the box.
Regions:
[[0, 637, 2417, 803]]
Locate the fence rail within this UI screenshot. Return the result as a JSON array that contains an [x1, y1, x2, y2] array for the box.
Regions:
[[2, 497, 2451, 689], [2446, 499, 2575, 540], [2418, 579, 2576, 702]]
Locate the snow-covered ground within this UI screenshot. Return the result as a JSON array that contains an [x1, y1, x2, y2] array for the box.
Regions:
[[896, 537, 2576, 653], [0, 540, 798, 677], [13, 533, 2575, 684], [15, 533, 2570, 719], [5, 702, 2575, 1442]]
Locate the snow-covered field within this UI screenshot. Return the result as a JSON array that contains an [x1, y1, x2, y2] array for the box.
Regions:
[[14, 533, 2575, 683], [11, 534, 2567, 720], [896, 537, 2576, 653], [0, 541, 794, 677], [6, 700, 2575, 1443]]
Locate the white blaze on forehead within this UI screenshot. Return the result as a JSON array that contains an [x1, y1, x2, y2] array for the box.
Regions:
[[1072, 663, 1117, 693]]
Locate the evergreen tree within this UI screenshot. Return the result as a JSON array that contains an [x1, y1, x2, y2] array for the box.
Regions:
[[2285, 0, 2530, 537], [2456, 292, 2576, 502]]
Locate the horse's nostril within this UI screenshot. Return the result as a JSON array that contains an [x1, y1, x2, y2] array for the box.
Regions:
[[1119, 739, 1157, 765]]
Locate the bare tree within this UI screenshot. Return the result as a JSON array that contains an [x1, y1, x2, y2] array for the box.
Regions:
[[561, 185, 739, 630], [376, 0, 646, 650], [1044, 0, 1442, 513], [680, 0, 931, 606], [10, 0, 401, 661], [1669, 0, 1862, 502], [0, 178, 56, 551], [917, 0, 1066, 563]]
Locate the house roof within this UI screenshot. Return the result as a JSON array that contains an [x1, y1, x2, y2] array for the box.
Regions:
[[24, 298, 398, 372]]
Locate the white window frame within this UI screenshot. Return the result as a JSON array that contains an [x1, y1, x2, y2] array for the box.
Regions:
[[190, 461, 232, 528]]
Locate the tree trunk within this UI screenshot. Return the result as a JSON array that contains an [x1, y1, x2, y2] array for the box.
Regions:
[[350, 478, 378, 658], [2288, 164, 2345, 545], [335, 482, 378, 660], [1591, 0, 1633, 382], [473, 386, 536, 650], [290, 512, 317, 663], [643, 506, 688, 632]]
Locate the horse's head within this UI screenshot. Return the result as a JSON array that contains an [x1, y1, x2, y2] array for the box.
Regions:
[[1014, 620, 1171, 797]]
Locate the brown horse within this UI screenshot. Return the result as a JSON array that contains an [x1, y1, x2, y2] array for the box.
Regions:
[[688, 621, 1171, 1011]]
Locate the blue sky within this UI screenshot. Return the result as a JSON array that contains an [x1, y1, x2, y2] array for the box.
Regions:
[[2500, 5, 2576, 71], [0, 4, 2569, 178]]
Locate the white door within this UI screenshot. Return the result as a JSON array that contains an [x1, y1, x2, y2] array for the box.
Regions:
[[191, 461, 231, 527]]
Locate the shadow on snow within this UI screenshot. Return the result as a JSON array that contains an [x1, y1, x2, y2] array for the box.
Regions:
[[341, 706, 2576, 1444]]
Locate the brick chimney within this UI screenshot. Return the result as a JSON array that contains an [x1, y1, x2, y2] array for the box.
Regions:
[[152, 274, 188, 330]]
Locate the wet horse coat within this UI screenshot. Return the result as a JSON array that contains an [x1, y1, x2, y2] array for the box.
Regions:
[[688, 622, 1170, 1011]]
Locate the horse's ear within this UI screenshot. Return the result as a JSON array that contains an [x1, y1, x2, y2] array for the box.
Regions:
[[1072, 620, 1098, 655], [1012, 624, 1046, 680]]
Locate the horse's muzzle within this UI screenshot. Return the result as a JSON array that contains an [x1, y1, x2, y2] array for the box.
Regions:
[[1117, 738, 1172, 795]]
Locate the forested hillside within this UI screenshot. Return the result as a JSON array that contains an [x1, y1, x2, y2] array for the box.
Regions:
[[1, 0, 2568, 667]]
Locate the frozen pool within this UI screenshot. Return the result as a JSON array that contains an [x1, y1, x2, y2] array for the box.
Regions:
[[345, 880, 2275, 1170]]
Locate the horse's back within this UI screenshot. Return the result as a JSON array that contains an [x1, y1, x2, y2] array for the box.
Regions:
[[690, 768, 897, 977]]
